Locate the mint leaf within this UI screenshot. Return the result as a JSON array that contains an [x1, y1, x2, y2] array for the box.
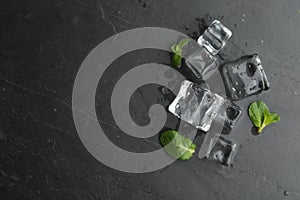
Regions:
[[171, 44, 178, 53], [159, 130, 196, 160], [248, 101, 280, 133], [176, 38, 191, 49], [171, 38, 191, 68], [172, 54, 182, 68], [248, 101, 268, 128]]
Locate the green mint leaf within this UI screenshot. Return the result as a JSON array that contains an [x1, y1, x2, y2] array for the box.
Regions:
[[248, 101, 267, 128], [259, 111, 280, 133], [171, 45, 177, 53], [248, 101, 280, 133], [171, 38, 191, 67], [172, 53, 182, 68], [159, 130, 196, 160], [176, 38, 191, 49]]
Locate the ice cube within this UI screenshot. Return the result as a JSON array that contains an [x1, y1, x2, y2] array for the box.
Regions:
[[206, 136, 237, 166], [168, 80, 224, 132], [197, 20, 232, 56], [183, 20, 232, 79], [221, 54, 270, 101], [181, 39, 217, 79], [215, 99, 243, 132], [184, 46, 218, 80]]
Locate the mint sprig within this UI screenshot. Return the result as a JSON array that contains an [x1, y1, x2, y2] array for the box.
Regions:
[[160, 130, 196, 160], [171, 38, 191, 68], [248, 101, 280, 133]]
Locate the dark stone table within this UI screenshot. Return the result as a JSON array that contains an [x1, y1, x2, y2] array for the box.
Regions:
[[1, 0, 300, 199]]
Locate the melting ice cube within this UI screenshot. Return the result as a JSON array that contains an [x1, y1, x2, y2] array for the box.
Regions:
[[205, 136, 237, 166], [181, 20, 232, 80], [221, 54, 270, 101], [215, 99, 243, 132], [168, 80, 224, 132], [182, 41, 218, 79]]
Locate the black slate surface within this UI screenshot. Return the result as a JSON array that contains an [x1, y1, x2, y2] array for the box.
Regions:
[[1, 0, 300, 199]]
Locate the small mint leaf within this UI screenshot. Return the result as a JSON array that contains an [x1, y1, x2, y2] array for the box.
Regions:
[[160, 130, 196, 160], [170, 38, 191, 67], [248, 101, 280, 133], [172, 53, 182, 68], [176, 38, 191, 49]]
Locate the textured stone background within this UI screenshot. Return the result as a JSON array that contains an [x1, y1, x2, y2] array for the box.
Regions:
[[1, 0, 300, 199]]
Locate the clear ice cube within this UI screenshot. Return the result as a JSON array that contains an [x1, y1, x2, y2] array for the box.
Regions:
[[168, 80, 224, 132], [180, 20, 232, 80], [215, 99, 242, 132], [185, 44, 217, 80], [206, 136, 237, 166], [197, 20, 232, 56], [221, 54, 270, 101]]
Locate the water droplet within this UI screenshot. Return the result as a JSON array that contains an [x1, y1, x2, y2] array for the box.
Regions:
[[294, 91, 298, 95], [283, 190, 290, 196], [246, 63, 257, 77]]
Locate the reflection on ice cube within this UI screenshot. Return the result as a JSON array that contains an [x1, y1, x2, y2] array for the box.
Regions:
[[184, 45, 218, 79], [215, 99, 243, 132], [221, 54, 270, 101], [182, 20, 232, 79], [206, 136, 237, 166], [168, 80, 224, 132], [180, 35, 218, 80]]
